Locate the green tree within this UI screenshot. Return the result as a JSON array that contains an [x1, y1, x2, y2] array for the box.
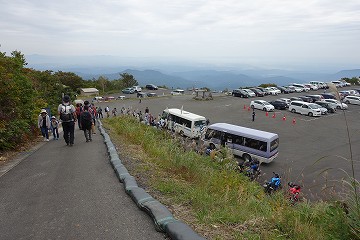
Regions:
[[119, 73, 138, 88], [0, 51, 36, 150], [54, 71, 83, 92]]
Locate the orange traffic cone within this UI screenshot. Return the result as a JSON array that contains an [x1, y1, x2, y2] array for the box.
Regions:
[[248, 107, 251, 111], [292, 118, 296, 125], [266, 111, 269, 117], [244, 105, 246, 110], [282, 115, 286, 121], [272, 112, 276, 118]]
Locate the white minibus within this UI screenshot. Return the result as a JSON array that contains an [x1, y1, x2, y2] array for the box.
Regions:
[[162, 108, 207, 138], [204, 123, 279, 163]]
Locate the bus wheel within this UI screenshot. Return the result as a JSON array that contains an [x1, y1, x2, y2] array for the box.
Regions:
[[243, 154, 251, 162]]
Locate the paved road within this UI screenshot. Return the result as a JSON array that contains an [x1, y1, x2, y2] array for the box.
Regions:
[[94, 88, 360, 200], [0, 128, 166, 240]]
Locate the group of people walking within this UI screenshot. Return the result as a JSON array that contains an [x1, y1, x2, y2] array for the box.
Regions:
[[38, 95, 99, 146]]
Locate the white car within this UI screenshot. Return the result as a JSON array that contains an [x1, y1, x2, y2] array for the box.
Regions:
[[171, 89, 185, 95], [291, 83, 310, 92], [288, 85, 303, 93], [264, 87, 281, 95], [323, 99, 348, 110], [132, 86, 142, 92], [242, 89, 256, 97], [250, 100, 275, 111], [304, 84, 318, 91], [343, 96, 360, 105]]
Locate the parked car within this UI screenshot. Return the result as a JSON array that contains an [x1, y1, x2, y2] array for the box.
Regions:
[[278, 98, 292, 106], [116, 96, 126, 100], [288, 101, 322, 117], [339, 90, 351, 98], [305, 95, 323, 103], [298, 96, 313, 103], [145, 84, 158, 90], [269, 100, 288, 110], [343, 96, 360, 105], [315, 101, 336, 113], [171, 89, 185, 95], [290, 97, 302, 102], [323, 99, 348, 110], [232, 89, 251, 98], [146, 92, 157, 97], [277, 86, 291, 94], [122, 88, 135, 94], [304, 84, 318, 91], [249, 88, 265, 97], [291, 83, 310, 92], [312, 103, 328, 115], [320, 93, 336, 99], [264, 87, 281, 95], [250, 100, 275, 111], [132, 86, 142, 92], [241, 89, 256, 97], [288, 85, 303, 93]]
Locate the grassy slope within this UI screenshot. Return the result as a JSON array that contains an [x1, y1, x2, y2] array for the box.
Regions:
[[103, 116, 352, 240]]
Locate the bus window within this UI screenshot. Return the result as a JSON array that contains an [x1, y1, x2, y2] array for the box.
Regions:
[[270, 139, 279, 151]]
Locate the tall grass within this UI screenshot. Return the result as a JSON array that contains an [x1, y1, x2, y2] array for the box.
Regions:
[[104, 116, 354, 239]]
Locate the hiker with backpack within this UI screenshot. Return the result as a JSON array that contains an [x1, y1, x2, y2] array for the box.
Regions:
[[80, 105, 93, 142], [58, 95, 77, 146]]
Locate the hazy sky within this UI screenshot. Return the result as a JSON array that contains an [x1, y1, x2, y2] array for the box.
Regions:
[[1, 0, 360, 69]]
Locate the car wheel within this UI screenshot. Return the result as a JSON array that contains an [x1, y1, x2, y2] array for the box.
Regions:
[[345, 100, 350, 104], [179, 130, 184, 136], [291, 109, 296, 113], [251, 105, 255, 109], [263, 107, 267, 111], [243, 153, 251, 162], [336, 106, 341, 109], [308, 112, 313, 117]]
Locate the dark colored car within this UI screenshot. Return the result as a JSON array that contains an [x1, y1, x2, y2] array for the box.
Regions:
[[277, 86, 290, 94], [320, 93, 336, 99], [145, 84, 158, 90], [315, 101, 336, 113], [298, 96, 313, 103], [232, 89, 250, 98], [255, 87, 270, 95], [290, 97, 302, 102], [269, 100, 288, 110], [249, 88, 265, 97], [305, 95, 323, 103]]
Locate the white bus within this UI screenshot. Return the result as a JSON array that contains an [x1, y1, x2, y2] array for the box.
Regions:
[[204, 123, 279, 163], [162, 108, 207, 138]]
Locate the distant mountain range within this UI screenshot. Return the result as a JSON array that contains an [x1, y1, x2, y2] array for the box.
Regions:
[[71, 68, 359, 90], [25, 55, 360, 90]]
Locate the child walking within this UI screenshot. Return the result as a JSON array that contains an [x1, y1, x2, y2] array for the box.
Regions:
[[51, 116, 59, 140], [80, 106, 93, 142]]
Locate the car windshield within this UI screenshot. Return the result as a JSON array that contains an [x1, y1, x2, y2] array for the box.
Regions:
[[264, 102, 271, 105], [309, 104, 320, 109]]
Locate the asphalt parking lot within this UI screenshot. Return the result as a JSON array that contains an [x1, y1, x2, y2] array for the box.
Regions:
[[93, 87, 360, 200]]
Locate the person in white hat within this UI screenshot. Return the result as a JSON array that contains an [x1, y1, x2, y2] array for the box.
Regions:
[[38, 109, 51, 142]]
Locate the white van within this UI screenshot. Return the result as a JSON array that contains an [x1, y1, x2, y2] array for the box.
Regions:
[[132, 86, 142, 92], [288, 101, 321, 117]]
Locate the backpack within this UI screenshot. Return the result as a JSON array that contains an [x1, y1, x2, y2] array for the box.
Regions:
[[60, 104, 74, 122], [81, 111, 93, 128]]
